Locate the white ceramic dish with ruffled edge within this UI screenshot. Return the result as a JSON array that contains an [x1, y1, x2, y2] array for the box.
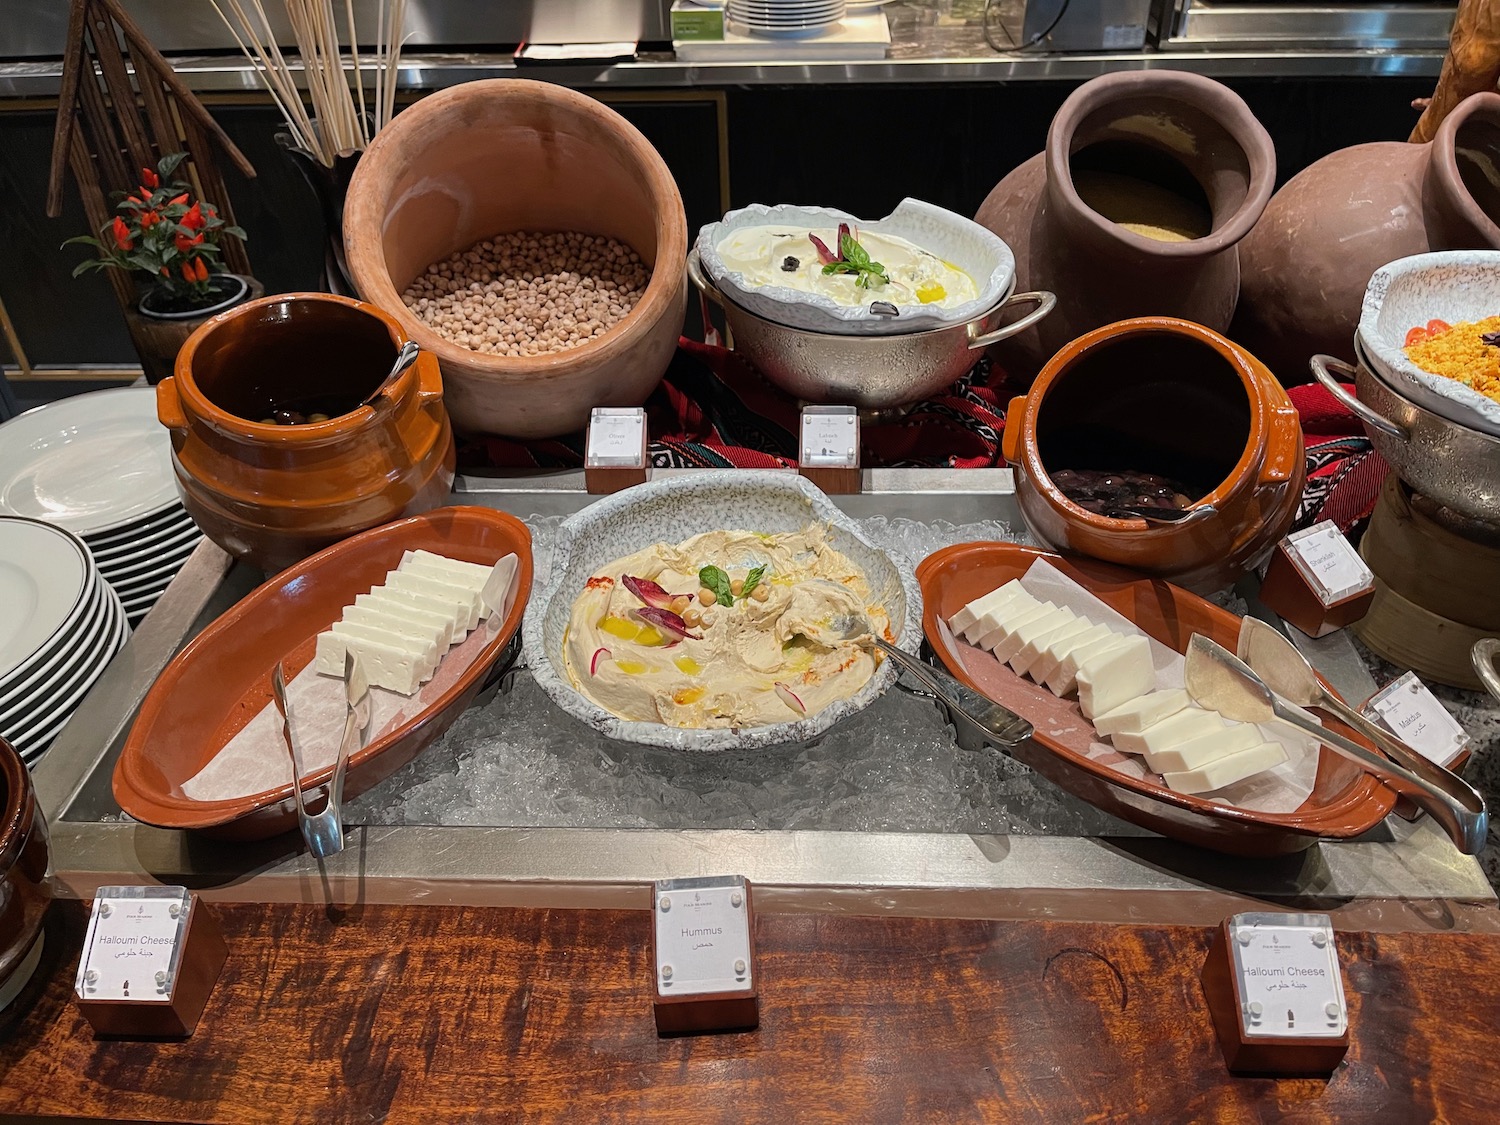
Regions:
[[1357, 250, 1500, 438], [695, 198, 1015, 336], [521, 471, 922, 751]]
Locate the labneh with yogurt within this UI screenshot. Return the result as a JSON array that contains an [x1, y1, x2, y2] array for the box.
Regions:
[[715, 224, 979, 310]]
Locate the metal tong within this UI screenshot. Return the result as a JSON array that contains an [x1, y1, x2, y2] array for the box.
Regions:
[[1184, 634, 1488, 855], [270, 651, 370, 859]]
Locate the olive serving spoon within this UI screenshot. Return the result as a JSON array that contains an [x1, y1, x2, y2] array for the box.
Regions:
[[361, 340, 421, 409], [1184, 634, 1488, 854]]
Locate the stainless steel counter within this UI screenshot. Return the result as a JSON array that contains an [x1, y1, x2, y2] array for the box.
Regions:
[[28, 468, 1496, 933]]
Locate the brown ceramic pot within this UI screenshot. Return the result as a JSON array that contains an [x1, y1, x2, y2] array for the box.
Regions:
[[343, 79, 688, 440], [0, 737, 50, 1010], [159, 293, 456, 574], [974, 72, 1275, 376], [1234, 91, 1500, 382], [1001, 317, 1305, 593]]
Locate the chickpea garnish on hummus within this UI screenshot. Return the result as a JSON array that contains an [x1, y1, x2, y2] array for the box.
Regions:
[[563, 527, 891, 729]]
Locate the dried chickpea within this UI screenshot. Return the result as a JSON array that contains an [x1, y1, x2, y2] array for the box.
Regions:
[[730, 578, 745, 596], [751, 583, 770, 602], [669, 595, 691, 616], [682, 607, 703, 629], [698, 587, 717, 607]]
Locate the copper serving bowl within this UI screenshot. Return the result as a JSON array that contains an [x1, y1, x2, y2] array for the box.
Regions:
[[0, 737, 49, 1012]]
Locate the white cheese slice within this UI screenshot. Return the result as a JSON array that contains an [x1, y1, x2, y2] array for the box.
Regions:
[[1077, 634, 1155, 719], [331, 620, 437, 678], [341, 603, 448, 653], [1144, 722, 1264, 774], [1031, 622, 1115, 687], [404, 548, 492, 582], [1093, 688, 1193, 738], [972, 599, 1056, 654], [314, 631, 423, 695], [355, 592, 455, 647], [1046, 632, 1130, 696], [386, 570, 481, 630], [402, 555, 487, 593], [992, 605, 1072, 664], [369, 585, 468, 636], [950, 581, 1036, 641], [1110, 705, 1228, 756], [1161, 740, 1289, 794], [1011, 616, 1092, 679]]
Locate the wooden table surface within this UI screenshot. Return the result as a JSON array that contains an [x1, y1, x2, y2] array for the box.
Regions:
[[0, 899, 1497, 1124]]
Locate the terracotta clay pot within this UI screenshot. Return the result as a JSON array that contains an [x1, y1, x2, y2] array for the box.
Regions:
[[343, 79, 688, 440], [159, 293, 456, 574], [1001, 317, 1305, 593], [0, 737, 50, 1016], [975, 72, 1275, 376], [1234, 91, 1500, 383]]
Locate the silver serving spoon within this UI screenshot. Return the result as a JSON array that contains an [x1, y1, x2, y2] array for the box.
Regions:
[[1238, 617, 1485, 810], [362, 340, 421, 409], [1104, 503, 1218, 526], [1474, 639, 1500, 704], [1184, 634, 1487, 854], [813, 611, 1033, 748]]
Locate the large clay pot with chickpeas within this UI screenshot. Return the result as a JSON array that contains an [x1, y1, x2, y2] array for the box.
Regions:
[[344, 79, 689, 440]]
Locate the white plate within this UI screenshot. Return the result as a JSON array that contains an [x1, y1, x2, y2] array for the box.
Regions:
[[87, 512, 199, 560], [0, 573, 109, 714], [8, 604, 128, 761], [0, 518, 92, 679], [82, 506, 195, 554], [98, 537, 202, 586], [2, 585, 125, 742], [0, 388, 178, 537], [0, 573, 103, 708]]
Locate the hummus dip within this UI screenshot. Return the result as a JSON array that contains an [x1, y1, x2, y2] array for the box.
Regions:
[[563, 527, 892, 729]]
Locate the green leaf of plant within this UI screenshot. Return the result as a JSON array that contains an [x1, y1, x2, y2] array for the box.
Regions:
[[698, 565, 735, 607], [740, 564, 767, 600]]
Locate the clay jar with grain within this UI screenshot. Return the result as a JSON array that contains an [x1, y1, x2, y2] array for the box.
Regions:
[[1001, 317, 1305, 593], [159, 293, 456, 574], [0, 737, 49, 1020], [344, 79, 688, 440], [1234, 91, 1500, 382], [975, 72, 1275, 377]]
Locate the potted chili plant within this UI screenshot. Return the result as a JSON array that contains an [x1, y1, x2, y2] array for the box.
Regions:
[[64, 152, 260, 381]]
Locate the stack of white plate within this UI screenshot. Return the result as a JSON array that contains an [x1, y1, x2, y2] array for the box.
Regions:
[[0, 517, 128, 763], [0, 388, 202, 628], [727, 0, 847, 37]]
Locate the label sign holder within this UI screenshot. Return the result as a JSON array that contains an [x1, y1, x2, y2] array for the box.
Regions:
[[1258, 521, 1375, 638], [1200, 911, 1350, 1075], [74, 886, 227, 1038], [585, 406, 649, 494], [798, 405, 860, 495], [650, 874, 759, 1036]]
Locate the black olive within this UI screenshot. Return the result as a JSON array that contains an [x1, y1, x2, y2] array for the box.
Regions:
[[781, 256, 800, 272]]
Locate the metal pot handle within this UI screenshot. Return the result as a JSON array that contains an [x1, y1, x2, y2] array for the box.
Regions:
[[1308, 354, 1408, 441], [685, 248, 725, 310], [968, 291, 1057, 350], [1474, 638, 1500, 704]]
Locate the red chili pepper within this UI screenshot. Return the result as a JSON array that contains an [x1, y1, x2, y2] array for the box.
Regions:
[[181, 201, 205, 231], [140, 166, 159, 189], [160, 266, 169, 277], [110, 216, 132, 251], [140, 211, 159, 229], [173, 231, 203, 254], [1426, 318, 1451, 336], [167, 193, 189, 207], [181, 261, 195, 282], [193, 257, 209, 282]]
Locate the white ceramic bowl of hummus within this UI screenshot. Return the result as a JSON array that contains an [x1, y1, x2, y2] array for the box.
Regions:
[[521, 471, 923, 751], [695, 198, 1015, 336]]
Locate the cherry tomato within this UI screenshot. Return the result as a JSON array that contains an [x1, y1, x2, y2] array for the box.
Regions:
[[1426, 318, 1451, 335], [1405, 326, 1428, 346]]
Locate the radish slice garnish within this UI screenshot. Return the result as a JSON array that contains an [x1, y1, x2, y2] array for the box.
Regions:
[[590, 647, 611, 676], [774, 682, 806, 715], [637, 607, 702, 641]]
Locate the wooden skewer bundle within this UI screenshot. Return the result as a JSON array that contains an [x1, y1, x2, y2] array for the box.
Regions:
[[210, 0, 407, 165]]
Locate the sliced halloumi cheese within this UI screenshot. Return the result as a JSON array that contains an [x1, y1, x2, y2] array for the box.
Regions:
[[950, 581, 1036, 642], [973, 599, 1056, 654], [1011, 615, 1092, 679], [369, 585, 468, 636], [1161, 740, 1288, 794], [314, 631, 424, 695], [341, 603, 448, 653], [386, 570, 480, 630], [1032, 622, 1116, 688], [1144, 721, 1263, 774], [355, 591, 455, 647], [1093, 688, 1193, 738], [1110, 705, 1227, 756], [1077, 634, 1155, 719], [330, 619, 438, 678], [404, 548, 491, 583], [992, 605, 1072, 664], [1047, 632, 1131, 696]]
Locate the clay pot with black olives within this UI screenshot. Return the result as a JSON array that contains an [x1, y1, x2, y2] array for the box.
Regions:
[[1001, 317, 1305, 593]]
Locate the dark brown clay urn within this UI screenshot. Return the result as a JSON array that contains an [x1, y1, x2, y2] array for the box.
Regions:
[[1233, 91, 1500, 383], [974, 72, 1276, 377]]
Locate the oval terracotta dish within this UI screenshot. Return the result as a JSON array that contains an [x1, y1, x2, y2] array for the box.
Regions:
[[916, 543, 1396, 856], [113, 507, 533, 840]]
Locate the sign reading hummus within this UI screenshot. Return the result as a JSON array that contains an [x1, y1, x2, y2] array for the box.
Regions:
[[715, 223, 978, 310], [563, 527, 892, 729]]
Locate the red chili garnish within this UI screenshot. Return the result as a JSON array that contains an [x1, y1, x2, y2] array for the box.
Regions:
[[621, 575, 688, 611], [636, 606, 701, 641], [585, 576, 615, 590]]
